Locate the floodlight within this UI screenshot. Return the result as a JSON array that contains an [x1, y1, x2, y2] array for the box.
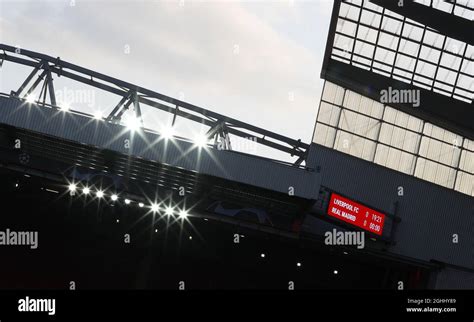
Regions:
[[193, 134, 208, 148], [178, 210, 188, 219], [161, 125, 175, 139], [93, 111, 103, 120], [124, 115, 141, 131], [26, 94, 36, 104], [165, 207, 174, 216], [60, 101, 70, 111]]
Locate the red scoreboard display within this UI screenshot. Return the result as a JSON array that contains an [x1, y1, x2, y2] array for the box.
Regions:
[[327, 193, 386, 236]]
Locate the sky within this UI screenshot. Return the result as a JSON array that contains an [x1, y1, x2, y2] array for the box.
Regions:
[[0, 0, 333, 162]]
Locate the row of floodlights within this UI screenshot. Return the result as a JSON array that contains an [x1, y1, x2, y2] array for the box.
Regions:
[[25, 94, 210, 147], [68, 183, 189, 219]]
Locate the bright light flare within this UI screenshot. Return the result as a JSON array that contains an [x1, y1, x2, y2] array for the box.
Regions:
[[96, 190, 104, 198], [26, 94, 36, 104], [151, 203, 159, 213], [93, 111, 103, 120], [83, 187, 90, 195], [138, 202, 144, 208], [124, 199, 131, 205], [178, 210, 188, 219], [59, 101, 70, 111], [68, 183, 77, 192], [124, 115, 142, 132], [111, 194, 118, 201], [161, 125, 175, 139], [165, 207, 174, 216], [193, 134, 208, 148]]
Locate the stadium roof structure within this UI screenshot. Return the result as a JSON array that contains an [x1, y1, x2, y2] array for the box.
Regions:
[[314, 0, 473, 196], [0, 42, 322, 236], [0, 44, 310, 166], [321, 0, 473, 140]]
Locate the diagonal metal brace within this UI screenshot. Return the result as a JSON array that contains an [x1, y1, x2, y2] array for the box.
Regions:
[[13, 61, 43, 97], [106, 91, 133, 122]]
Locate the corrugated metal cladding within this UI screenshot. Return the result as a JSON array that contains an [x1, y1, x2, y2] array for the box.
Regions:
[[0, 96, 321, 199], [307, 143, 474, 272]]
